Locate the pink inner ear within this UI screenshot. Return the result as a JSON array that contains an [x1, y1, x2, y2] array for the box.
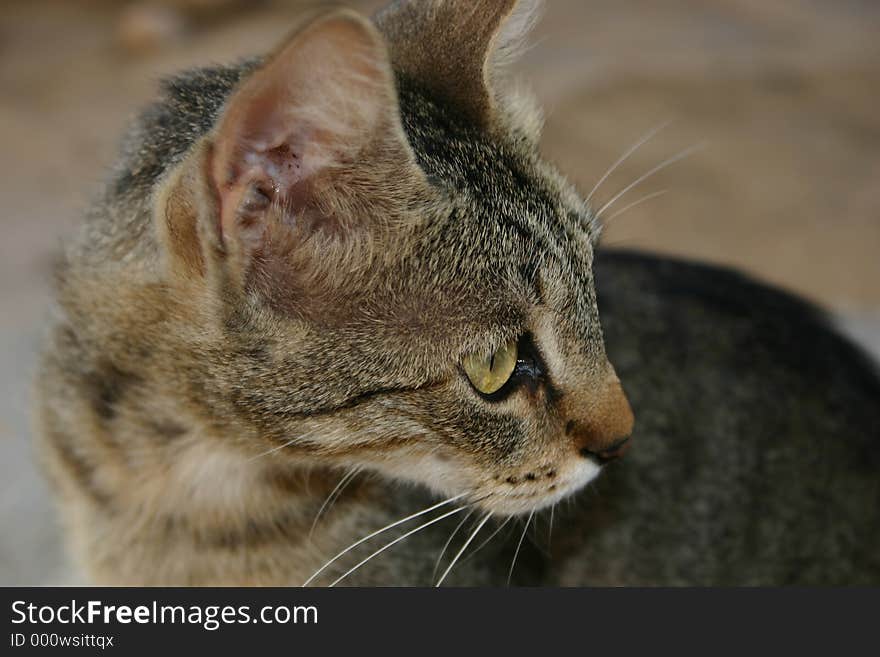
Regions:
[[211, 66, 348, 247], [250, 141, 306, 200], [209, 11, 406, 250], [212, 96, 311, 246]]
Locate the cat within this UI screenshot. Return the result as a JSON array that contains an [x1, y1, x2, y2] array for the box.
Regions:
[[34, 0, 880, 586]]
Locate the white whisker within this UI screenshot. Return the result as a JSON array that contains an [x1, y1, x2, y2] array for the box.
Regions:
[[302, 493, 467, 587], [603, 189, 668, 224], [595, 142, 706, 218], [433, 509, 474, 580], [309, 468, 359, 539], [508, 510, 534, 586], [548, 504, 555, 549], [460, 517, 512, 565], [247, 426, 322, 462], [586, 120, 672, 204], [329, 505, 470, 587], [435, 512, 493, 587]]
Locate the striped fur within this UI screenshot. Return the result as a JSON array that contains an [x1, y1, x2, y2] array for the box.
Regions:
[[35, 0, 617, 585], [34, 0, 880, 586]]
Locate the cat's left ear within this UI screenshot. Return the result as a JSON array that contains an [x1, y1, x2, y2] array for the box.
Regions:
[[376, 0, 543, 131], [195, 9, 424, 291]]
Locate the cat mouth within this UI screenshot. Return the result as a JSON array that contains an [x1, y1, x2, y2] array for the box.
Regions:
[[365, 446, 603, 516], [478, 458, 602, 516]]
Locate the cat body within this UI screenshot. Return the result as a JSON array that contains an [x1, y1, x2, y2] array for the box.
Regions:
[[555, 252, 880, 585], [34, 0, 880, 586]]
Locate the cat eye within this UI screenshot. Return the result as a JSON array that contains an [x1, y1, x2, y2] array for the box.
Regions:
[[462, 338, 518, 396]]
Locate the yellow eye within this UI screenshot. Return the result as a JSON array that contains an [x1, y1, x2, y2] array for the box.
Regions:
[[462, 338, 518, 395]]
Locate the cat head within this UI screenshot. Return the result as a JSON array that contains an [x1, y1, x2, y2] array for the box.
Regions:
[[159, 0, 633, 515]]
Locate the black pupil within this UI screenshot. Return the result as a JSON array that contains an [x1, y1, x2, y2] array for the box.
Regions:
[[473, 333, 544, 402]]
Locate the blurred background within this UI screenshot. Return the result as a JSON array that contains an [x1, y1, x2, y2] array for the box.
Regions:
[[1, 0, 879, 584]]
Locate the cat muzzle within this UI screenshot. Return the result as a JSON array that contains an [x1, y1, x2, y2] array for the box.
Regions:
[[565, 375, 635, 463]]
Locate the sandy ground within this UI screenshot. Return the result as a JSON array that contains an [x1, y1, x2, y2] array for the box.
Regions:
[[1, 0, 878, 585]]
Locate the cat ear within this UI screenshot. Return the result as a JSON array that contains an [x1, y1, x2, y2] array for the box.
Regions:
[[376, 0, 543, 128], [206, 9, 421, 275]]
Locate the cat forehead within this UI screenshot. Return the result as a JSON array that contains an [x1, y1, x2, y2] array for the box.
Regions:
[[401, 84, 592, 227], [397, 83, 597, 291]]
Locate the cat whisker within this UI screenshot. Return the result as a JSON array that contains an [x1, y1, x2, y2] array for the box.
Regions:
[[435, 512, 493, 587], [309, 468, 360, 539], [433, 509, 475, 581], [329, 504, 472, 587], [548, 503, 555, 549], [247, 426, 322, 462], [603, 189, 668, 224], [526, 513, 551, 558], [459, 516, 512, 566], [302, 492, 468, 587], [595, 142, 706, 219], [586, 120, 672, 204], [507, 510, 534, 586]]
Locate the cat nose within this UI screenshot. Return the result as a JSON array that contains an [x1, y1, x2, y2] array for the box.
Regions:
[[565, 375, 634, 463], [580, 435, 631, 463]]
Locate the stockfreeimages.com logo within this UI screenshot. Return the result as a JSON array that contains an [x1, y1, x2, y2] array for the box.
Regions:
[[11, 599, 318, 632]]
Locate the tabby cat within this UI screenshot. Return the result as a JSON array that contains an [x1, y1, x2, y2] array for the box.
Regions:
[[35, 0, 880, 585]]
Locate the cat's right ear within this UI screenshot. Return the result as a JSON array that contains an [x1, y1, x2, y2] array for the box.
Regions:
[[161, 9, 424, 298]]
